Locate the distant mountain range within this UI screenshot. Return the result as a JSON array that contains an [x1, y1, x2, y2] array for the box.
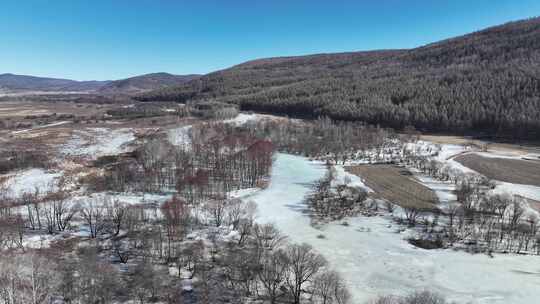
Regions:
[[137, 17, 540, 139], [0, 72, 200, 95]]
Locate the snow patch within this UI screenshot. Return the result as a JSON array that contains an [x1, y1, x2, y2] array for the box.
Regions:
[[62, 128, 135, 158], [223, 113, 261, 126], [167, 125, 192, 148], [491, 182, 540, 202], [227, 188, 260, 199], [3, 168, 61, 198], [332, 166, 373, 193]]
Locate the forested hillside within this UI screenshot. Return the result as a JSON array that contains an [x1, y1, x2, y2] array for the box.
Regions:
[[0, 73, 200, 95], [98, 72, 200, 94], [137, 17, 540, 139], [0, 73, 109, 92]]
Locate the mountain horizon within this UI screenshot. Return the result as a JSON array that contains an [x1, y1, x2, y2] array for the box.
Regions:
[[0, 72, 201, 94], [137, 16, 540, 139]]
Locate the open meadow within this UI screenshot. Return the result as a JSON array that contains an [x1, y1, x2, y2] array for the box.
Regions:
[[346, 165, 439, 211], [455, 153, 540, 187]]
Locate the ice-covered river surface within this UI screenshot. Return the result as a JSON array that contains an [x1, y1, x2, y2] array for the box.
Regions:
[[249, 153, 540, 304]]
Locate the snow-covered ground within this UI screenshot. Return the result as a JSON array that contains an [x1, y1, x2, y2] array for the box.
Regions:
[[491, 182, 540, 202], [227, 187, 260, 199], [248, 153, 540, 304], [2, 168, 61, 198], [82, 192, 173, 206], [332, 165, 373, 193], [223, 113, 262, 126], [167, 125, 192, 148], [412, 169, 457, 209], [62, 127, 135, 158]]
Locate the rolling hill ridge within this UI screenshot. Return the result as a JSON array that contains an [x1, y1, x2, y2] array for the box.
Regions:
[[138, 17, 540, 139], [0, 72, 200, 95]]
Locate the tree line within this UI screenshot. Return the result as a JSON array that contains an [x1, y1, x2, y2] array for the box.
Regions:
[[399, 145, 540, 255]]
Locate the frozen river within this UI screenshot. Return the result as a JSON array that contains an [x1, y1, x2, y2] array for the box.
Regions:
[[249, 153, 540, 304]]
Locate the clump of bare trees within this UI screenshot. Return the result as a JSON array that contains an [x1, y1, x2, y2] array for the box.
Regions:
[[0, 116, 388, 303], [244, 116, 394, 164], [432, 191, 540, 255], [306, 168, 368, 221], [398, 148, 540, 255], [3, 189, 351, 304], [0, 149, 50, 175], [0, 252, 59, 304], [215, 224, 350, 304], [97, 121, 274, 203]]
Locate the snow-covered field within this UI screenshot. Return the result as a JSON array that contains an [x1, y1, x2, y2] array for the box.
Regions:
[[3, 168, 61, 198], [223, 113, 262, 125], [62, 127, 135, 158], [167, 125, 192, 147], [249, 153, 540, 304]]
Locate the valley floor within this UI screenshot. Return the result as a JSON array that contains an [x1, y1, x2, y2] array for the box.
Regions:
[[2, 102, 540, 303], [249, 153, 540, 304]]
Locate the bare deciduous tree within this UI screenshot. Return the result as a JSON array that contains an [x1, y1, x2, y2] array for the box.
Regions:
[[79, 197, 107, 238], [258, 249, 289, 304], [285, 243, 328, 304]]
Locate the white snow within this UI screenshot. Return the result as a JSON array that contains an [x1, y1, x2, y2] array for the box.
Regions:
[[105, 193, 173, 205], [332, 166, 373, 193], [491, 182, 540, 202], [223, 113, 261, 126], [435, 144, 469, 161], [412, 169, 457, 209], [3, 168, 61, 198], [62, 127, 135, 158], [167, 125, 192, 148], [247, 153, 540, 304], [406, 141, 469, 161], [227, 188, 260, 199], [69, 192, 172, 208]]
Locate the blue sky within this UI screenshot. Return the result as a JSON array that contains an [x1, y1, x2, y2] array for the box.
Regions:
[[1, 0, 539, 80]]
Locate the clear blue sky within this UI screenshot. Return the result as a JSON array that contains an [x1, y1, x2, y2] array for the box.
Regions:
[[1, 0, 539, 80]]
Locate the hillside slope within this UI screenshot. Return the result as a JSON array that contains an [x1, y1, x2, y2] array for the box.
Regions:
[[0, 72, 200, 95], [98, 72, 200, 94], [138, 17, 540, 139], [0, 73, 108, 92]]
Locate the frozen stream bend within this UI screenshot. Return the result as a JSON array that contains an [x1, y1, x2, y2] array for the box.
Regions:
[[247, 153, 540, 304]]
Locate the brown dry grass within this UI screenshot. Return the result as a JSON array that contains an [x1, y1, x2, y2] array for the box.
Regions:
[[455, 154, 540, 187], [346, 165, 439, 211], [0, 101, 114, 118]]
